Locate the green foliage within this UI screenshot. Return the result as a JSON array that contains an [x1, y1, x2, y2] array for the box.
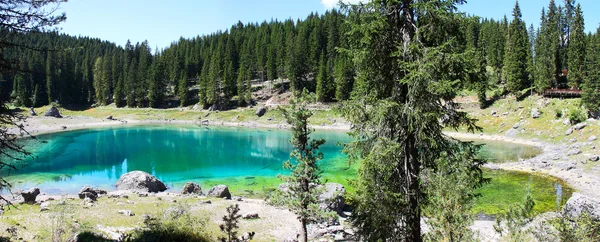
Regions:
[[582, 28, 600, 111], [503, 1, 531, 95], [278, 90, 328, 242], [494, 194, 536, 242], [567, 108, 586, 124], [555, 108, 563, 119], [567, 4, 586, 87], [218, 204, 254, 242], [422, 142, 486, 242], [127, 203, 210, 242], [552, 208, 600, 241], [178, 76, 190, 107], [341, 1, 481, 241]]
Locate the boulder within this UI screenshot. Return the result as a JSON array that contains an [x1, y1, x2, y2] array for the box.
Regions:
[[505, 128, 519, 138], [318, 183, 346, 215], [589, 136, 597, 142], [574, 122, 588, 131], [40, 202, 50, 212], [180, 182, 202, 195], [565, 128, 574, 136], [207, 185, 231, 199], [43, 106, 62, 118], [115, 171, 167, 193], [78, 186, 103, 201], [589, 155, 599, 162], [255, 107, 267, 117], [563, 193, 600, 220], [563, 118, 571, 126], [242, 213, 259, 219], [21, 187, 40, 204], [531, 108, 541, 119], [118, 210, 135, 216], [567, 149, 582, 156]]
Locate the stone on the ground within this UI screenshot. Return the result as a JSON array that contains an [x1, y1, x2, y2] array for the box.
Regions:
[[563, 119, 571, 126], [106, 115, 113, 120], [115, 171, 167, 193], [565, 128, 574, 136], [118, 210, 135, 216], [40, 202, 50, 212], [512, 123, 520, 129], [207, 185, 231, 199], [318, 183, 346, 215], [589, 136, 597, 142], [574, 122, 587, 130], [491, 110, 497, 116], [531, 108, 541, 118], [43, 106, 62, 118], [242, 213, 259, 219], [563, 193, 600, 219], [255, 107, 267, 117], [589, 155, 599, 162], [78, 186, 101, 201], [29, 107, 37, 116], [505, 128, 519, 138], [567, 149, 582, 156], [164, 206, 186, 219], [180, 182, 202, 195], [21, 187, 40, 204]]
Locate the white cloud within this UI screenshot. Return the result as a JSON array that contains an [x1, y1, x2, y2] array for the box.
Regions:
[[321, 0, 366, 9]]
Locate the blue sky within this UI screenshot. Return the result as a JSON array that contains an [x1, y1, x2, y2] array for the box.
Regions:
[[56, 0, 600, 50]]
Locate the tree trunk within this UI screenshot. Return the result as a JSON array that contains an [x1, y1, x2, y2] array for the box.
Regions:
[[405, 133, 422, 242], [301, 218, 308, 242]]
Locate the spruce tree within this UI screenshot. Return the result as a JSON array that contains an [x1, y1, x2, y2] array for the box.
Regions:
[[315, 53, 329, 102], [582, 28, 600, 112], [567, 4, 585, 88], [46, 51, 56, 104], [32, 84, 42, 107], [503, 1, 531, 96], [279, 90, 328, 242], [93, 57, 105, 105], [114, 76, 126, 108], [333, 56, 353, 101], [342, 1, 483, 241], [178, 75, 190, 107]]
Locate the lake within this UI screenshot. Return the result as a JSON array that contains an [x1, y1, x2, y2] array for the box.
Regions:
[[2, 125, 572, 214]]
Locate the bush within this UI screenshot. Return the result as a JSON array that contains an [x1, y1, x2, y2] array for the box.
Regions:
[[555, 108, 563, 119], [126, 203, 210, 242], [568, 108, 586, 124]]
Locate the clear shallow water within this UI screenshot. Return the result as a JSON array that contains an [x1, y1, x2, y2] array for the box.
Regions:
[[2, 125, 571, 214]]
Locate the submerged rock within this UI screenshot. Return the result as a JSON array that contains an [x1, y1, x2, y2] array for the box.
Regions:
[[44, 106, 62, 118], [115, 171, 167, 193], [180, 182, 202, 195], [207, 185, 231, 199], [21, 187, 40, 204]]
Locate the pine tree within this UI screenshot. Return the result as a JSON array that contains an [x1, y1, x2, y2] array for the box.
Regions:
[[33, 84, 43, 107], [178, 75, 190, 107], [582, 28, 600, 112], [93, 57, 105, 105], [279, 90, 328, 242], [333, 56, 353, 101], [114, 76, 126, 108], [149, 54, 166, 108], [503, 1, 531, 96], [315, 53, 330, 102], [46, 51, 56, 104], [567, 3, 585, 88], [342, 1, 483, 241]]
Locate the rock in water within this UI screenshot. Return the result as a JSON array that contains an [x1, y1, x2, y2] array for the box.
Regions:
[[563, 193, 600, 220], [318, 183, 346, 215], [255, 107, 267, 117], [115, 171, 167, 193], [44, 106, 62, 118], [21, 188, 40, 204], [207, 185, 231, 199], [531, 108, 541, 119], [180, 182, 202, 195]]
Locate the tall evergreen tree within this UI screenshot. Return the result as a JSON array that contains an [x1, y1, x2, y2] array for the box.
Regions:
[[315, 53, 330, 102], [342, 1, 482, 241], [567, 3, 585, 88], [582, 28, 600, 112], [93, 57, 106, 105], [503, 1, 531, 96]]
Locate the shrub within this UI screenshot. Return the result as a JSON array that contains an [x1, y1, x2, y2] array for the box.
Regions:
[[127, 203, 210, 242], [555, 108, 563, 119], [568, 108, 586, 124]]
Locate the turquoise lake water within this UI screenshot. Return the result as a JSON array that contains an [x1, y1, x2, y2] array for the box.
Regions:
[[0, 124, 571, 214]]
